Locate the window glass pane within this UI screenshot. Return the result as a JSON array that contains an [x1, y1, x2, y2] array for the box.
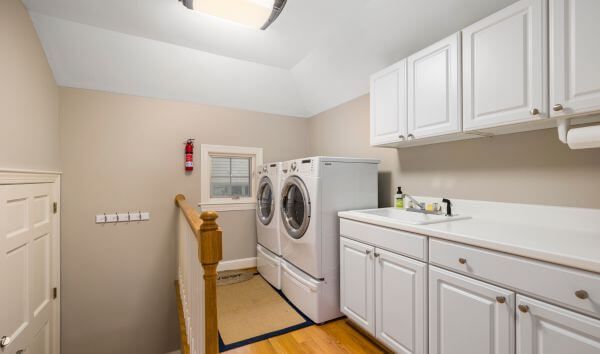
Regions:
[[210, 156, 251, 198]]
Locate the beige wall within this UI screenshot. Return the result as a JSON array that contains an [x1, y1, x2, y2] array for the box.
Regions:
[[58, 88, 309, 354], [0, 0, 60, 171], [309, 94, 600, 209]]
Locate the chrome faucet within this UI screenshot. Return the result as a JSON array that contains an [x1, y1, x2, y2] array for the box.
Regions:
[[404, 195, 454, 216], [405, 194, 426, 211]]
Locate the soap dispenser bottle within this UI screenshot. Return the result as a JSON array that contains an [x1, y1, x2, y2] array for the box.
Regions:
[[395, 187, 405, 208]]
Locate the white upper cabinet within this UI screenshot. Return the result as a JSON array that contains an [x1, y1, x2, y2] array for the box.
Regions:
[[463, 0, 547, 131], [408, 33, 462, 139], [517, 295, 600, 354], [429, 266, 515, 354], [370, 60, 408, 145], [340, 237, 375, 334], [550, 0, 600, 117]]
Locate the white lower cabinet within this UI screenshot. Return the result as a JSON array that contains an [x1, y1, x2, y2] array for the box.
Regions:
[[376, 248, 427, 354], [340, 237, 375, 333], [429, 266, 515, 354], [340, 237, 427, 354], [517, 295, 600, 354]]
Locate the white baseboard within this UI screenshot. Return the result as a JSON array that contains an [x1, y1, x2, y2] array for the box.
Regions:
[[217, 257, 257, 271]]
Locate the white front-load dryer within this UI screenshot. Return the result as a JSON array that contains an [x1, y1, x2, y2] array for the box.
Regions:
[[279, 157, 379, 323], [256, 162, 283, 289]]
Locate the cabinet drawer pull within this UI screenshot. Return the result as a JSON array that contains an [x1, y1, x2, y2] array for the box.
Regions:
[[365, 250, 371, 255], [374, 253, 380, 258], [518, 304, 529, 313], [575, 290, 589, 300], [496, 296, 506, 304], [398, 135, 405, 141], [458, 258, 467, 264]]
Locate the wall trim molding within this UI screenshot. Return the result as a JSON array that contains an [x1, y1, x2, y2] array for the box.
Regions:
[[0, 169, 61, 184], [217, 257, 257, 271]]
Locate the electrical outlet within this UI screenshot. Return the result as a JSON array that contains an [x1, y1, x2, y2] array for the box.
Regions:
[[105, 213, 118, 223], [129, 212, 141, 221], [95, 214, 106, 223], [140, 212, 150, 221]]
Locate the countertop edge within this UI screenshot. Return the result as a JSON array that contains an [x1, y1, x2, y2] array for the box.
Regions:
[[338, 212, 600, 274]]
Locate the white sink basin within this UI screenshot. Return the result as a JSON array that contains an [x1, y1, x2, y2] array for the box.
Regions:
[[351, 208, 471, 225]]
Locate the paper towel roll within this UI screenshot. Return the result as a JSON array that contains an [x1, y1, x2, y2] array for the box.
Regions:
[[567, 125, 600, 149]]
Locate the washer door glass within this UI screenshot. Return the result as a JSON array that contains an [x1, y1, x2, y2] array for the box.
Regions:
[[280, 176, 310, 239], [257, 177, 274, 225]]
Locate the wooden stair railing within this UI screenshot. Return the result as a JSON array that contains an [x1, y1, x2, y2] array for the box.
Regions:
[[175, 194, 223, 354]]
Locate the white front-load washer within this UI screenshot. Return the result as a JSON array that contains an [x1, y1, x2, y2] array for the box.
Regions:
[[256, 162, 283, 289], [279, 157, 379, 323]]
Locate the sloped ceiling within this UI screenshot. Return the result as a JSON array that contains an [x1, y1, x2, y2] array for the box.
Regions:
[[24, 0, 516, 117]]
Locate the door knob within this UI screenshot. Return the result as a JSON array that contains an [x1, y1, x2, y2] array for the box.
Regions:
[[0, 336, 11, 348], [530, 108, 540, 116], [553, 104, 564, 112]]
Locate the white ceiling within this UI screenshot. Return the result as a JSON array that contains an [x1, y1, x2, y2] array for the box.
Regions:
[[24, 0, 516, 117]]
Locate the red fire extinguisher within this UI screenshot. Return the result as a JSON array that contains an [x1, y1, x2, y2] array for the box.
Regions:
[[185, 139, 194, 171]]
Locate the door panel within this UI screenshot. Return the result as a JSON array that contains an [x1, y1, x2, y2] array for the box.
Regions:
[[370, 60, 408, 145], [429, 266, 515, 354], [376, 248, 427, 354], [408, 32, 462, 138], [463, 0, 547, 129], [0, 183, 55, 354], [517, 295, 600, 354], [340, 237, 375, 334], [551, 0, 600, 117]]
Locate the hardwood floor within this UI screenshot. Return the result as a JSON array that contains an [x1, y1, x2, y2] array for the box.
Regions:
[[222, 319, 390, 353]]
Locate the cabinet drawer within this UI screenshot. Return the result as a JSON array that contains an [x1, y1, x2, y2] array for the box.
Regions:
[[430, 239, 600, 319], [340, 219, 427, 261]]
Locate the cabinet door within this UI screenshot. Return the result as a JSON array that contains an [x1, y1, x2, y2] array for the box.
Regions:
[[408, 33, 462, 139], [517, 295, 600, 354], [463, 0, 547, 130], [429, 266, 515, 354], [550, 0, 600, 117], [340, 237, 375, 334], [375, 248, 427, 354], [370, 60, 408, 145]]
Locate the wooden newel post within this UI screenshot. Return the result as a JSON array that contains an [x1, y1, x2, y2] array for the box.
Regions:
[[199, 211, 222, 354]]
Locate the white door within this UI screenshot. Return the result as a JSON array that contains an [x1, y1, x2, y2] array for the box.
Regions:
[[550, 0, 600, 117], [429, 266, 515, 354], [0, 183, 57, 354], [463, 0, 547, 130], [370, 59, 408, 145], [375, 248, 427, 354], [408, 32, 462, 139], [340, 237, 375, 334], [517, 295, 600, 354]]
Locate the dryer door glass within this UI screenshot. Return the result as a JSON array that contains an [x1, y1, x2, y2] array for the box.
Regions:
[[257, 176, 274, 225], [281, 176, 310, 239]]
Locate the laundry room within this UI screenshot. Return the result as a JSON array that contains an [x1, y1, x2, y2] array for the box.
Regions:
[[2, 0, 600, 354]]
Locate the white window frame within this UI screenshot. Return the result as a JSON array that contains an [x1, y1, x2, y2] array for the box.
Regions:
[[200, 144, 263, 212]]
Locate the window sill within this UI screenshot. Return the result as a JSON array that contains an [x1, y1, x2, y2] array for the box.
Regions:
[[198, 202, 256, 212]]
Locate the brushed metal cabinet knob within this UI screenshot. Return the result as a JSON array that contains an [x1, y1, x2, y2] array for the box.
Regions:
[[575, 290, 589, 300], [398, 135, 405, 141], [553, 104, 564, 111], [0, 336, 11, 348], [518, 304, 529, 313], [458, 258, 467, 265], [530, 108, 540, 115], [496, 296, 506, 304]]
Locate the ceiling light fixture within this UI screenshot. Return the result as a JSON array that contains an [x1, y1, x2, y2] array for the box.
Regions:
[[179, 0, 287, 30]]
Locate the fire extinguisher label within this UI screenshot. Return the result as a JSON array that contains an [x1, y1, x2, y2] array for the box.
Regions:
[[185, 161, 193, 167]]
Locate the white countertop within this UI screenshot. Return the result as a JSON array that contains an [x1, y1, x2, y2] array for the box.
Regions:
[[338, 198, 600, 274]]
